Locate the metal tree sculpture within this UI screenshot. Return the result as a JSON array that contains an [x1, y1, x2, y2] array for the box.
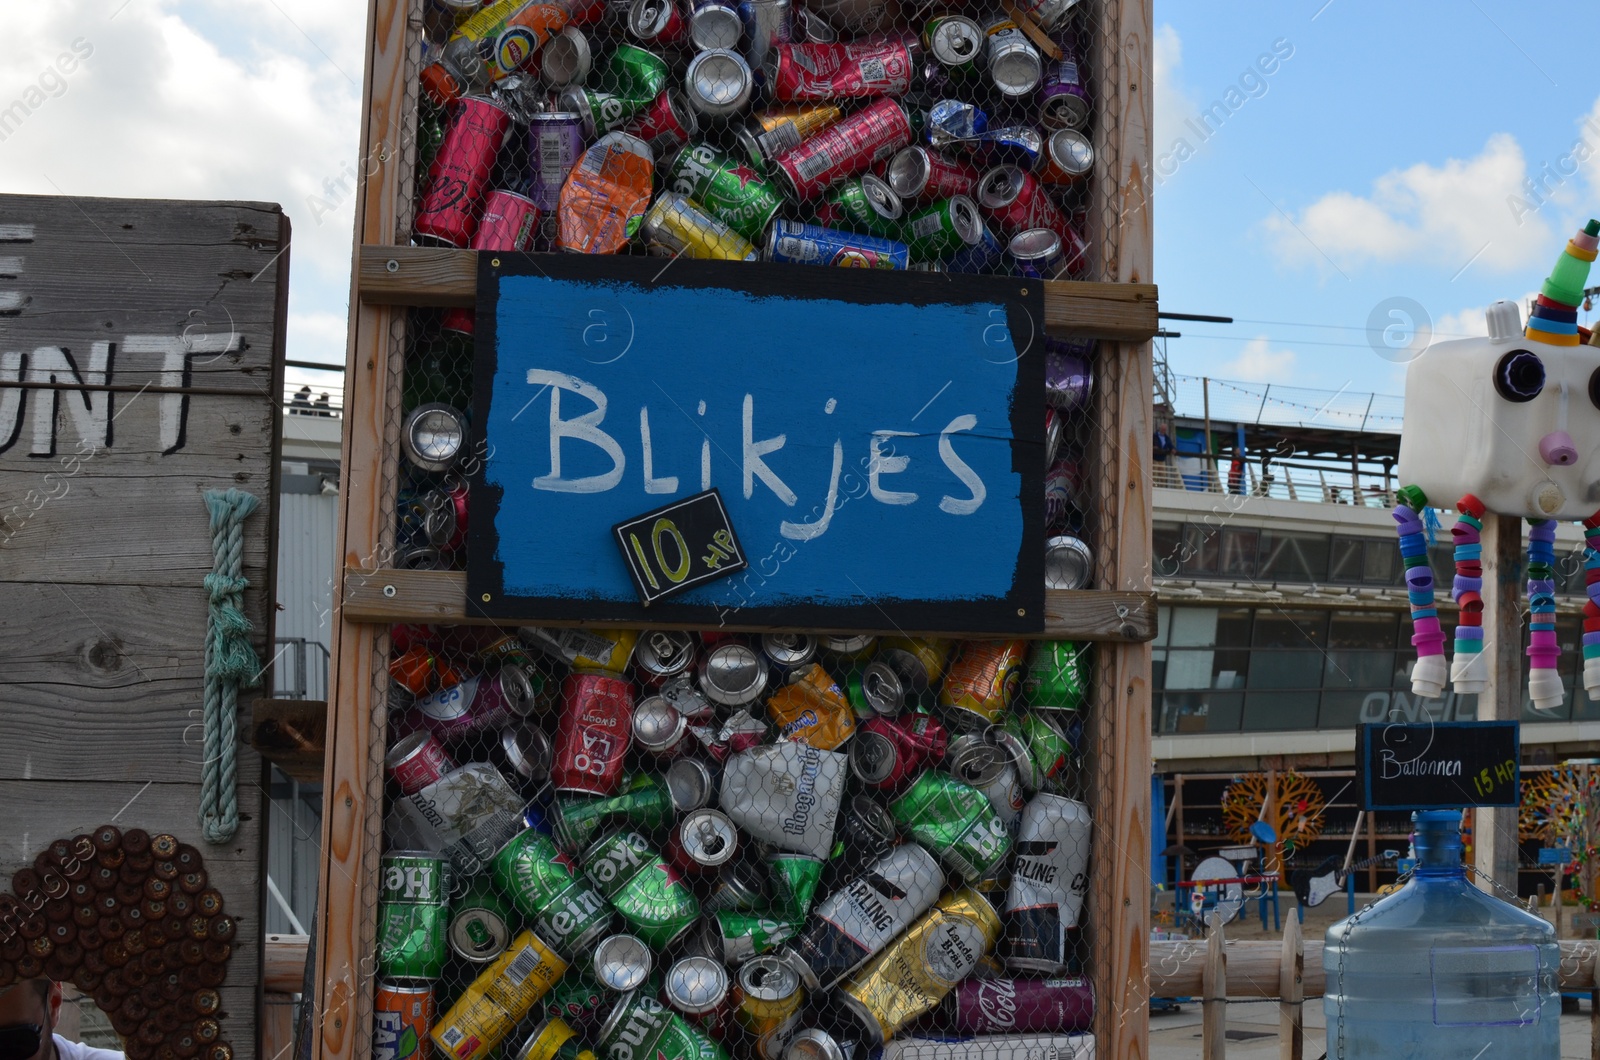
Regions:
[[1220, 770, 1327, 873]]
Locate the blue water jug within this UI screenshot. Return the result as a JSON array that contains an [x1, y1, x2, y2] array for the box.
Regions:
[[1324, 810, 1559, 1058]]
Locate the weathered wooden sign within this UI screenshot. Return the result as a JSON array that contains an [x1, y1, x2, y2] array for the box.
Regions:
[[0, 194, 286, 1059], [467, 254, 1047, 632], [1355, 720, 1520, 811]]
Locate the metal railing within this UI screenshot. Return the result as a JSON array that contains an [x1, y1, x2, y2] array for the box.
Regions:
[[1154, 460, 1396, 509], [273, 637, 330, 701]]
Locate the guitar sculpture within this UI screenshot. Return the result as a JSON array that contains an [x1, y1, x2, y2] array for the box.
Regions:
[[1293, 850, 1399, 908], [1394, 220, 1600, 708]]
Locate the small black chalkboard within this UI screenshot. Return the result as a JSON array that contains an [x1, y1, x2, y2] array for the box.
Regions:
[[612, 489, 747, 606], [1355, 721, 1520, 811]]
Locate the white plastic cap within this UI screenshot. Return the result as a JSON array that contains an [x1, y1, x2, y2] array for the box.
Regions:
[[1583, 658, 1600, 697], [1529, 669, 1565, 712], [1486, 299, 1522, 342], [1450, 650, 1487, 695], [1410, 655, 1447, 700]]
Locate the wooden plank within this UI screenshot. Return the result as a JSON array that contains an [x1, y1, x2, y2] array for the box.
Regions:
[[1202, 913, 1226, 1059], [314, 1, 416, 1059], [265, 935, 312, 994], [262, 995, 298, 1060], [252, 700, 328, 786], [1278, 914, 1303, 1060], [355, 244, 1160, 341], [337, 565, 1156, 641]]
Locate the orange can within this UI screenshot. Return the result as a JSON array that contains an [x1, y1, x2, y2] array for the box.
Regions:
[[938, 639, 1029, 728], [389, 645, 462, 696], [375, 981, 435, 1060], [765, 663, 857, 750]]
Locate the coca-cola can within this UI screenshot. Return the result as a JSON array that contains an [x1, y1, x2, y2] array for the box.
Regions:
[[773, 97, 912, 201], [552, 672, 636, 795], [415, 96, 513, 246], [628, 0, 688, 43], [386, 730, 456, 795], [885, 146, 979, 203], [765, 37, 918, 101], [1004, 793, 1092, 973], [942, 976, 1094, 1034], [627, 89, 701, 153], [976, 164, 1089, 276], [666, 808, 740, 874]]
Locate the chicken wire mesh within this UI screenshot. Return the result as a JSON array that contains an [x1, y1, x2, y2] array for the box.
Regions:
[[352, 0, 1142, 1055]]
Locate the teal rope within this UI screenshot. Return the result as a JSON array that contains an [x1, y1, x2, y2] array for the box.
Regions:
[[201, 488, 262, 844]]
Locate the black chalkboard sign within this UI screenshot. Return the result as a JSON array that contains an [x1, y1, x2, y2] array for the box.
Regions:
[[1355, 721, 1520, 810], [613, 489, 747, 605]]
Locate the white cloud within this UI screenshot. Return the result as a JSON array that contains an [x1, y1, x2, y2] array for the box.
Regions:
[[0, 0, 365, 364], [1153, 25, 1200, 168], [1221, 336, 1296, 383], [1434, 290, 1539, 343], [1263, 132, 1556, 274]]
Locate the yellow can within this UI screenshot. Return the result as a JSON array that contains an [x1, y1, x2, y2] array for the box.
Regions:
[[765, 663, 857, 750], [431, 931, 569, 1060], [836, 887, 1002, 1046], [878, 637, 953, 689], [514, 1017, 590, 1060], [736, 954, 805, 1060], [527, 627, 640, 675], [938, 639, 1029, 728]]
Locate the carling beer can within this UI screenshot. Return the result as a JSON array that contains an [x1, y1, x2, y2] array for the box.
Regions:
[[771, 97, 912, 201], [553, 672, 636, 795], [765, 663, 856, 749], [595, 993, 730, 1060], [664, 143, 784, 241], [764, 221, 909, 269], [888, 771, 1011, 881], [885, 146, 979, 204], [835, 887, 1002, 1046], [782, 842, 943, 990], [719, 743, 847, 859], [1004, 793, 1091, 973], [431, 931, 568, 1060], [375, 981, 435, 1060], [376, 858, 448, 979], [582, 830, 701, 949], [738, 955, 803, 1060], [449, 878, 517, 964], [765, 38, 917, 101], [1023, 641, 1088, 711], [939, 640, 1028, 730], [388, 731, 456, 796], [528, 113, 585, 211], [736, 105, 844, 172], [416, 96, 513, 247], [942, 975, 1094, 1034], [492, 828, 616, 960]]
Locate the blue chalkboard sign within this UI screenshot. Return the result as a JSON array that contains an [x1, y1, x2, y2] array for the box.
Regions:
[[466, 254, 1047, 631]]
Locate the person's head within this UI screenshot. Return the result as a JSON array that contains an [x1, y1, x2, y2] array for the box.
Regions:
[[0, 980, 60, 1060]]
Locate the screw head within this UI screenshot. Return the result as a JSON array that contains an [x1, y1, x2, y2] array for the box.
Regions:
[[385, 259, 399, 273], [382, 584, 396, 598]]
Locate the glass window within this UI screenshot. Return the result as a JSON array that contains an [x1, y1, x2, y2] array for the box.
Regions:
[[1242, 692, 1319, 730], [1181, 524, 1218, 574], [1363, 540, 1398, 585], [1329, 612, 1398, 650], [1260, 530, 1331, 582], [1252, 610, 1327, 649], [1329, 537, 1364, 583], [1220, 528, 1259, 577], [1247, 651, 1325, 689], [1426, 544, 1453, 597], [1169, 607, 1221, 648], [1322, 649, 1396, 692], [1216, 608, 1253, 648], [1154, 605, 1173, 647], [1156, 691, 1243, 733], [1153, 523, 1182, 578], [1163, 650, 1215, 690], [1319, 689, 1377, 728]]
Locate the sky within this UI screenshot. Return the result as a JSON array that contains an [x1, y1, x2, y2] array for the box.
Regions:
[[6, 1, 1600, 404]]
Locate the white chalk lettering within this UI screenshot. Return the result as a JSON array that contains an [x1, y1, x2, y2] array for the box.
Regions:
[[938, 414, 985, 514], [743, 392, 796, 505], [527, 369, 626, 493]]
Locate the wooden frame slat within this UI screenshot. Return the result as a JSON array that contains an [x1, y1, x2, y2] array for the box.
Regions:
[[357, 244, 1160, 341]]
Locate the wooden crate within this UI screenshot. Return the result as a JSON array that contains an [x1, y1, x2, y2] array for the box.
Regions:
[[312, 0, 1154, 1056]]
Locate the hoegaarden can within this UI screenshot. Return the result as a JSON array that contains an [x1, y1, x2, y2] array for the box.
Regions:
[[663, 142, 784, 242], [582, 830, 701, 950], [492, 828, 616, 960], [597, 992, 729, 1060], [888, 771, 1012, 881], [1023, 641, 1088, 711], [378, 851, 450, 979], [836, 887, 1002, 1046]]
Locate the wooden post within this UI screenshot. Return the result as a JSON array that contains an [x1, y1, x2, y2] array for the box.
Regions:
[[1203, 910, 1227, 1060], [1278, 913, 1303, 1060], [1591, 941, 1599, 1060], [1475, 514, 1523, 894]]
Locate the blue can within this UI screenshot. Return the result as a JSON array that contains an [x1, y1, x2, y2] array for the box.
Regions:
[[763, 220, 910, 270], [946, 220, 1005, 274]]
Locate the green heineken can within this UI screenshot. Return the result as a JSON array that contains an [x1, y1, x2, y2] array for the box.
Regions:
[[813, 174, 904, 239], [1023, 640, 1089, 711], [596, 992, 729, 1060], [491, 828, 616, 960], [558, 45, 670, 136], [887, 771, 1012, 882], [377, 851, 450, 979], [902, 195, 984, 262], [448, 877, 517, 964], [582, 830, 701, 950], [994, 711, 1072, 791], [710, 911, 797, 964], [765, 852, 823, 921], [662, 143, 784, 242], [544, 968, 608, 1026], [553, 773, 674, 853]]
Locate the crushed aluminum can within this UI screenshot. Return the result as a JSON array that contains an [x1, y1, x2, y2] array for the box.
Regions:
[[719, 742, 847, 858], [665, 756, 718, 812]]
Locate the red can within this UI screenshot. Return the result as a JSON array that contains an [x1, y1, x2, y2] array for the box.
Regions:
[[627, 89, 699, 154], [975, 164, 1089, 276], [414, 96, 513, 247], [773, 97, 912, 201], [385, 730, 456, 795], [627, 0, 688, 44], [441, 189, 540, 334], [552, 672, 636, 795], [884, 145, 980, 204], [767, 36, 918, 101], [848, 712, 949, 790], [409, 674, 513, 738]]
